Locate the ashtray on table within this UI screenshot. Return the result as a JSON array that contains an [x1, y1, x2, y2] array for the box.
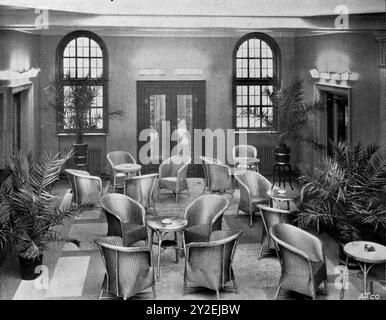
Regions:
[[161, 218, 172, 225]]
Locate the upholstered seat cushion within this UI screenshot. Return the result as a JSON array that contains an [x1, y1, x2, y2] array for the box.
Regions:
[[122, 223, 147, 246], [185, 224, 211, 244]]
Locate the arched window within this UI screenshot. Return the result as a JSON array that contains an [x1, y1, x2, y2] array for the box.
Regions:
[[56, 30, 108, 132], [233, 33, 280, 129]]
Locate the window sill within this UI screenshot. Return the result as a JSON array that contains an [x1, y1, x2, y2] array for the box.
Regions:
[[56, 132, 107, 137]]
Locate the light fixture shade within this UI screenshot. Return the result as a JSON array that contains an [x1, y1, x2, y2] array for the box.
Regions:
[[349, 72, 360, 81], [309, 68, 320, 78], [340, 71, 350, 81], [320, 72, 331, 80], [331, 72, 341, 81], [0, 68, 41, 80]]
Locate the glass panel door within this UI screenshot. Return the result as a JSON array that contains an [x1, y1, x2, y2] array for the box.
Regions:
[[174, 94, 193, 156], [149, 94, 166, 161]]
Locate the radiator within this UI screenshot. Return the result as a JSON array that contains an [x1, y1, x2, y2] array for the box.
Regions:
[[65, 149, 102, 176], [256, 145, 275, 175]]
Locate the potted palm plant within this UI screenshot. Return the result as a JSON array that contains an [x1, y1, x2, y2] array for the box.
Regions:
[[264, 79, 324, 163], [45, 75, 125, 171], [3, 149, 79, 280], [297, 141, 386, 263], [0, 170, 13, 262]]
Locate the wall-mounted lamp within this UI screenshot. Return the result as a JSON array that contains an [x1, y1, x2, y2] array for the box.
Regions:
[[309, 68, 320, 79], [330, 72, 341, 81], [320, 72, 331, 80], [0, 67, 41, 81], [309, 68, 358, 82]]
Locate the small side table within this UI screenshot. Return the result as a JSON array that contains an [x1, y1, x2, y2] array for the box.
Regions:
[[234, 157, 260, 172], [340, 241, 386, 300], [114, 163, 142, 177], [272, 162, 293, 190], [147, 216, 188, 280], [267, 189, 300, 210]]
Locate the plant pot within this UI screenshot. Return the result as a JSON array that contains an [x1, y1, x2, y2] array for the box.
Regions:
[[274, 144, 291, 164], [73, 143, 88, 170], [18, 255, 43, 280]]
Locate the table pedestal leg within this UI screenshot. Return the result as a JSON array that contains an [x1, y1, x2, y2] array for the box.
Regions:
[[340, 256, 349, 300], [175, 232, 179, 263], [358, 262, 374, 299], [181, 230, 186, 259], [156, 230, 162, 280]]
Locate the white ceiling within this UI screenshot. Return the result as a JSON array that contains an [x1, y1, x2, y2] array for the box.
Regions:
[[0, 0, 384, 16], [0, 0, 384, 37]]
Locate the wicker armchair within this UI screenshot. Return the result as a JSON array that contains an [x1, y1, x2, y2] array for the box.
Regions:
[[270, 223, 328, 300], [234, 170, 272, 227], [107, 151, 137, 191], [200, 156, 223, 193], [232, 144, 260, 171], [65, 169, 103, 207], [183, 230, 242, 299], [124, 173, 158, 215], [206, 162, 234, 196], [158, 155, 191, 202], [95, 236, 156, 300], [100, 193, 147, 247], [184, 194, 229, 244], [257, 205, 293, 259]]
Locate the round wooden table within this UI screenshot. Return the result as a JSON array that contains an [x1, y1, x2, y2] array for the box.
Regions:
[[114, 163, 142, 176], [267, 188, 300, 210], [147, 216, 188, 280], [340, 241, 386, 299]]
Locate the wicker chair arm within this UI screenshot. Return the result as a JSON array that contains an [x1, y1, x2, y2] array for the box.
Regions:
[[210, 199, 229, 232], [177, 162, 189, 183], [235, 175, 251, 204], [270, 231, 313, 262]]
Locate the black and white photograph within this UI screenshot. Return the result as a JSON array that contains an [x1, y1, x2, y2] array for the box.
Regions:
[[0, 0, 385, 306]]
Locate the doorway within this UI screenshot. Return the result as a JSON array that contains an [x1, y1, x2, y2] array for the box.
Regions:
[[137, 81, 206, 176], [13, 92, 22, 152], [314, 84, 351, 166], [326, 92, 349, 156]]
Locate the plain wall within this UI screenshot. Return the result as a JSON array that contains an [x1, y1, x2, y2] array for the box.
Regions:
[[0, 30, 41, 164], [295, 33, 380, 166], [38, 34, 296, 174]]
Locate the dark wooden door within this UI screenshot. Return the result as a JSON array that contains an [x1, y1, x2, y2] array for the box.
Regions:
[[137, 81, 206, 177], [327, 93, 348, 156], [13, 92, 22, 152]]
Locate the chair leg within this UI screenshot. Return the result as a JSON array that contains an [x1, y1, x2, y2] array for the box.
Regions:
[[323, 280, 328, 295], [183, 279, 187, 295], [99, 288, 104, 300], [216, 290, 220, 300], [274, 286, 281, 300], [113, 175, 117, 192], [233, 279, 239, 294], [258, 241, 265, 260], [249, 212, 253, 228], [152, 284, 157, 299], [175, 192, 179, 202]]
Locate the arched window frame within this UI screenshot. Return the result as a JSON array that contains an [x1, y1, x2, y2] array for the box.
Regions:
[[56, 30, 109, 133], [232, 32, 281, 130]]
